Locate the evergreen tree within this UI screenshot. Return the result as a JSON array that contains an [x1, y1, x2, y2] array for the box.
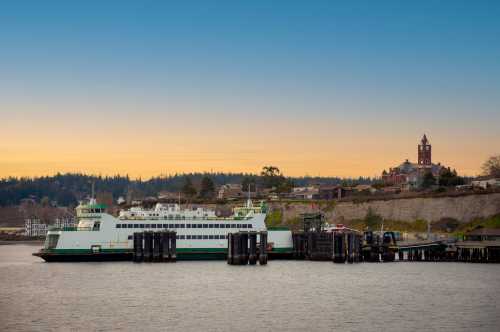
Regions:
[[422, 171, 436, 189], [199, 176, 215, 199], [439, 167, 464, 186], [241, 176, 257, 192], [182, 176, 197, 198], [364, 208, 382, 231]]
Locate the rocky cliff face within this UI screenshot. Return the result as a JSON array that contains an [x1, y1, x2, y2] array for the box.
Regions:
[[269, 193, 500, 224]]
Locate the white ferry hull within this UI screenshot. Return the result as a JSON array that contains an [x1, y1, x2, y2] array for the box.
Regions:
[[34, 212, 293, 262]]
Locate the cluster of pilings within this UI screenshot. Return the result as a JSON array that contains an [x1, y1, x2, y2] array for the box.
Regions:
[[457, 247, 500, 263], [227, 231, 268, 265], [362, 231, 398, 262], [133, 231, 176, 263], [292, 231, 363, 263]]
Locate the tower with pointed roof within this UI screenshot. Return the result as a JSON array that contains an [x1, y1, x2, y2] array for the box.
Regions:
[[418, 134, 432, 166]]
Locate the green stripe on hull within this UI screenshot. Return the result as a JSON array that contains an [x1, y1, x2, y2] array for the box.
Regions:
[[41, 246, 292, 261], [270, 247, 293, 253], [49, 248, 131, 254]]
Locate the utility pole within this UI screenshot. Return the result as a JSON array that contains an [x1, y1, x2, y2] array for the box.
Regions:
[[427, 220, 431, 240]]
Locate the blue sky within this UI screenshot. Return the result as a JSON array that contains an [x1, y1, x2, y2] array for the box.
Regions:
[[1, 1, 500, 177]]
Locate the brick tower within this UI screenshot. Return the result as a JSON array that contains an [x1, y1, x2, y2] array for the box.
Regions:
[[418, 134, 431, 166]]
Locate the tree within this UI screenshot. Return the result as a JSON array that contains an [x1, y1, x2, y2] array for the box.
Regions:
[[260, 166, 291, 192], [40, 196, 50, 207], [276, 178, 294, 194], [482, 155, 500, 178], [439, 167, 464, 186], [241, 176, 257, 192], [364, 208, 382, 231], [182, 176, 197, 198], [421, 171, 436, 189], [198, 176, 215, 199]]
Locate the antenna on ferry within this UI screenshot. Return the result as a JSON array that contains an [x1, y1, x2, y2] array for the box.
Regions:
[[246, 184, 253, 208]]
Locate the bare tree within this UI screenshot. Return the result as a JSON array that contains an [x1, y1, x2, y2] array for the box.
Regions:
[[482, 155, 500, 178]]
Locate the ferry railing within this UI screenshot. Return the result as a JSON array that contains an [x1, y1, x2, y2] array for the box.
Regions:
[[48, 226, 96, 232], [117, 215, 254, 221]]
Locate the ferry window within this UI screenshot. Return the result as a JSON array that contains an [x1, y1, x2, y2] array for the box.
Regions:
[[169, 224, 174, 228], [116, 224, 121, 228], [163, 224, 168, 228], [197, 235, 203, 240], [134, 224, 139, 228], [220, 235, 226, 239], [151, 224, 157, 228], [203, 235, 208, 239], [127, 224, 133, 228], [197, 224, 202, 228], [214, 224, 219, 228], [180, 235, 185, 239], [209, 224, 214, 228], [179, 224, 185, 228], [157, 224, 162, 228], [241, 224, 247, 228], [209, 235, 214, 239], [128, 235, 133, 240], [203, 224, 208, 228], [186, 235, 192, 239], [186, 224, 191, 228], [247, 224, 252, 228], [237, 224, 241, 228], [140, 224, 145, 228], [175, 224, 179, 228], [176, 235, 179, 239]]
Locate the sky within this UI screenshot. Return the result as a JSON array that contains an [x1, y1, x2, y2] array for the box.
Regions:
[[1, 1, 500, 179]]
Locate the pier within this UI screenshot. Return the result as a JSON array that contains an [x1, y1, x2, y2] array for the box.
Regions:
[[291, 213, 364, 263]]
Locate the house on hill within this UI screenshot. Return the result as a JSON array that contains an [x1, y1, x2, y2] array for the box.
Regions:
[[217, 184, 244, 200], [382, 135, 446, 190]]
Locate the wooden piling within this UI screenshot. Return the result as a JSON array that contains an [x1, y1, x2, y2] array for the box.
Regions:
[[259, 231, 268, 265], [249, 231, 257, 265]]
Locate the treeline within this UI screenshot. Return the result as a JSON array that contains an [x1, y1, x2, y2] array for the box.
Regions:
[[0, 171, 376, 207]]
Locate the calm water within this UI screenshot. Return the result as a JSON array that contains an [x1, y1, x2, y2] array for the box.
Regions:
[[1, 245, 500, 332]]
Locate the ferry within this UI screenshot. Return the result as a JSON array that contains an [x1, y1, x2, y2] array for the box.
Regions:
[[33, 198, 292, 262]]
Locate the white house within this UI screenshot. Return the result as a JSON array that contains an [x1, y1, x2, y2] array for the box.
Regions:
[[471, 177, 500, 189]]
